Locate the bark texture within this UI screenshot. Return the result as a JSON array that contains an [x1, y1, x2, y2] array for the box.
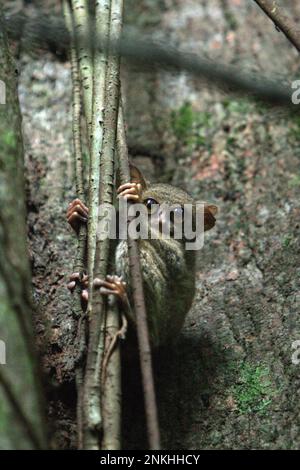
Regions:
[[0, 5, 46, 450], [12, 0, 300, 449]]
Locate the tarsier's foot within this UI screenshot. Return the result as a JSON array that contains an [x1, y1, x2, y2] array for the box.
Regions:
[[67, 198, 89, 233], [67, 272, 89, 304], [93, 275, 128, 305], [67, 273, 128, 307], [117, 182, 142, 203]]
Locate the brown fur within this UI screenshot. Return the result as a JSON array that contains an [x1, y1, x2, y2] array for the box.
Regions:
[[115, 166, 217, 347]]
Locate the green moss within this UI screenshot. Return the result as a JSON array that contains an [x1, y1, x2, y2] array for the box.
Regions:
[[224, 11, 238, 30], [171, 102, 212, 148], [226, 136, 236, 147], [288, 175, 300, 188], [230, 362, 275, 415], [1, 129, 16, 150], [171, 102, 195, 140], [282, 235, 293, 248], [223, 98, 252, 114]]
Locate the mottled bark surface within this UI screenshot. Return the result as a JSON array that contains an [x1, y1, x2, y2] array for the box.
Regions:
[[13, 0, 300, 449], [0, 5, 46, 450]]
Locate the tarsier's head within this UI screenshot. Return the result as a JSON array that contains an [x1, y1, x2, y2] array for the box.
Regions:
[[128, 164, 218, 245]]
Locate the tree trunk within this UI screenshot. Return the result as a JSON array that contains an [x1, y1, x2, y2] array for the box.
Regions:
[[9, 0, 300, 449], [0, 6, 47, 450]]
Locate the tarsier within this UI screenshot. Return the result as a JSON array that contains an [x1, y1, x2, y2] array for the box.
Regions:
[[67, 165, 217, 347]]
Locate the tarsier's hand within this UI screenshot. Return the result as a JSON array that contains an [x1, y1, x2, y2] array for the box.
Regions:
[[117, 182, 142, 203], [67, 179, 141, 234], [67, 198, 89, 233], [94, 275, 128, 305], [67, 195, 129, 309], [67, 183, 140, 233]]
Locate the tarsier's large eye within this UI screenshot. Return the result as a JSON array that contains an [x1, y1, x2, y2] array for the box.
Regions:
[[144, 198, 159, 212]]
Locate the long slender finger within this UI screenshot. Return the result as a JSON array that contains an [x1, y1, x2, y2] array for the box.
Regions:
[[67, 203, 88, 219], [117, 182, 137, 193], [67, 208, 88, 222], [93, 278, 111, 288], [68, 198, 88, 213], [81, 289, 89, 302], [118, 187, 137, 196], [117, 188, 138, 198], [99, 287, 118, 296], [122, 194, 140, 201], [106, 279, 126, 295], [67, 281, 76, 291], [67, 204, 89, 217], [94, 279, 116, 290], [67, 211, 88, 223], [107, 276, 126, 287], [115, 281, 126, 289]]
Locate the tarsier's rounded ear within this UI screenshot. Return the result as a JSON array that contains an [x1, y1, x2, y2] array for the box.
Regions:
[[129, 163, 148, 190], [204, 204, 218, 231]]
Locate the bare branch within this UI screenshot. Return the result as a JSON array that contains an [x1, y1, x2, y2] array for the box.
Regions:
[[4, 12, 295, 109], [254, 0, 300, 53]]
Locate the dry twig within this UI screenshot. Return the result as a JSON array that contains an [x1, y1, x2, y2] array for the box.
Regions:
[[254, 0, 300, 53]]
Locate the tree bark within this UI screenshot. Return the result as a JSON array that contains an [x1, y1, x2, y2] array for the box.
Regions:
[[0, 5, 47, 450], [12, 0, 300, 450]]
